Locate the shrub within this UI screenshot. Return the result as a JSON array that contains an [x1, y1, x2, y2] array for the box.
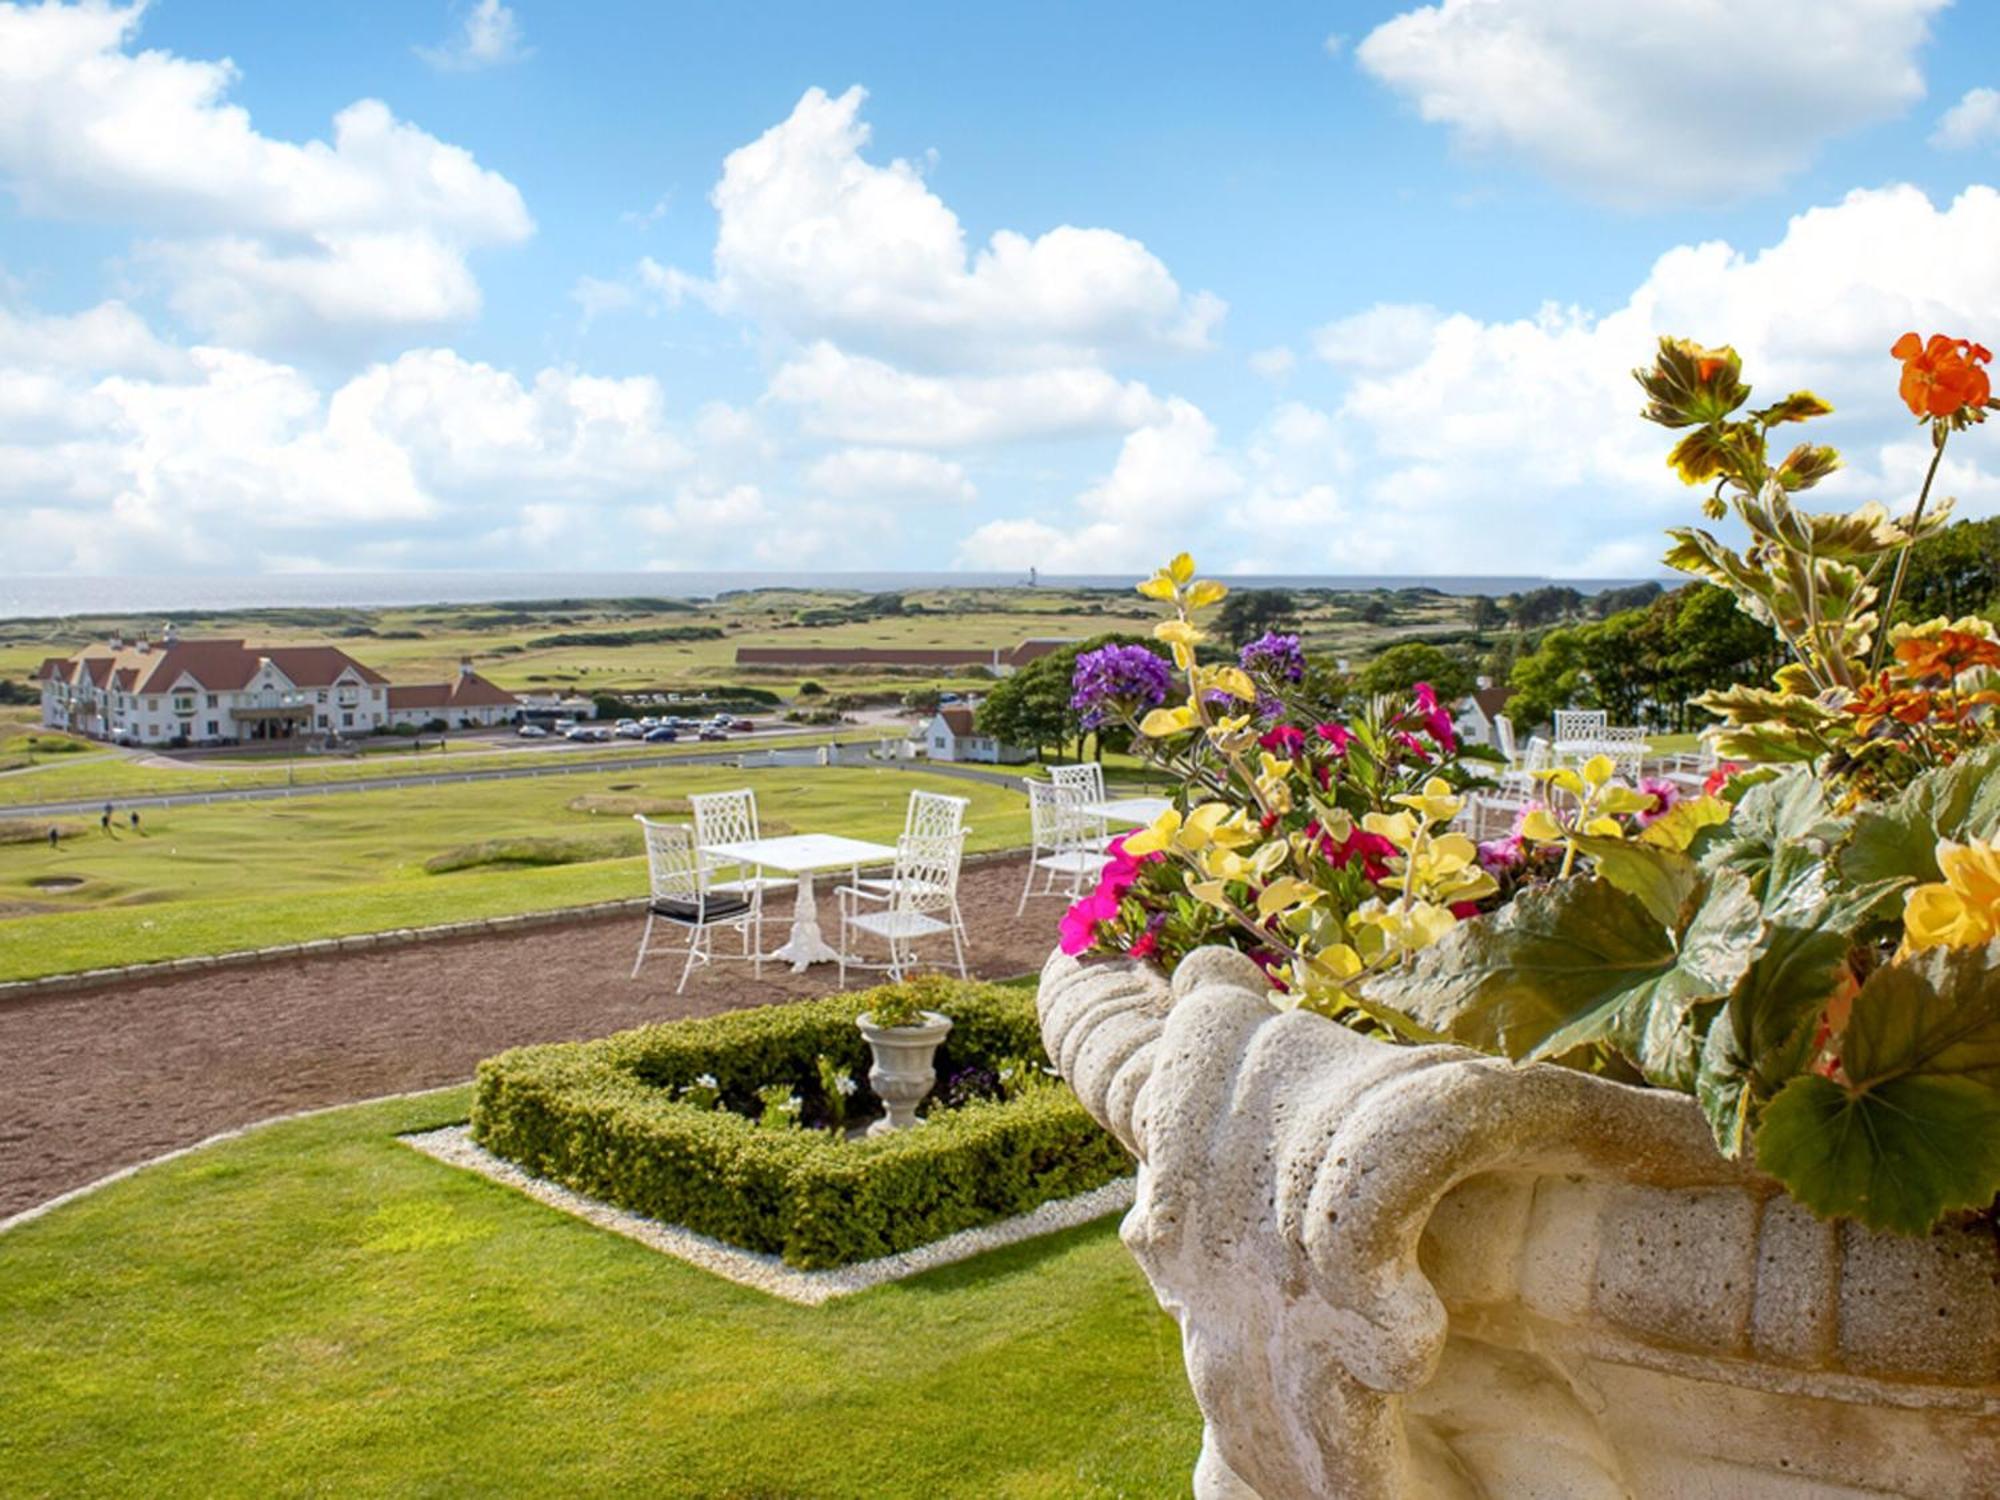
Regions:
[[471, 977, 1129, 1268]]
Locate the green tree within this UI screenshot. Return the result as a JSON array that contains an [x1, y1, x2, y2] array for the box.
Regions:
[[1358, 642, 1475, 702], [1589, 581, 1664, 619], [1507, 585, 1584, 629], [1506, 628, 1588, 730], [1892, 515, 2000, 624], [1467, 595, 1507, 630], [974, 633, 1164, 760], [1214, 588, 1297, 646]]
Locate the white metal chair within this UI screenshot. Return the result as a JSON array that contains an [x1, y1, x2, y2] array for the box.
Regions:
[[631, 817, 762, 991], [1600, 724, 1649, 781], [1494, 713, 1518, 770], [1553, 708, 1608, 755], [689, 788, 794, 897], [856, 792, 971, 940], [1050, 761, 1110, 847], [837, 832, 968, 983], [1500, 735, 1553, 798], [1019, 779, 1112, 912]]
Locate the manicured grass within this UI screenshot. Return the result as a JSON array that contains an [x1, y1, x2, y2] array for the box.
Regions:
[[0, 1088, 1197, 1497], [0, 765, 1030, 981], [0, 728, 895, 810]]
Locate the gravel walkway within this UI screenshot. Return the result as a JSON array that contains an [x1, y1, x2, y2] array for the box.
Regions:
[[0, 854, 1063, 1219]]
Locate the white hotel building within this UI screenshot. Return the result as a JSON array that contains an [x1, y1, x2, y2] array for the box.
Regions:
[[37, 631, 518, 745]]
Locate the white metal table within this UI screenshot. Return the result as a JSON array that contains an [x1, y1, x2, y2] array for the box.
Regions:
[[701, 832, 897, 971], [1080, 795, 1173, 827]]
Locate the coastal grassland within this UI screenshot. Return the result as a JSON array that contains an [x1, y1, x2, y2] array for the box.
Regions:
[[0, 727, 887, 810], [0, 764, 1028, 981], [0, 1086, 1195, 1497], [0, 583, 1484, 703]]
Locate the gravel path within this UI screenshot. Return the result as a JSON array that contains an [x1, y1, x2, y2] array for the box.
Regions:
[[0, 854, 1063, 1219]]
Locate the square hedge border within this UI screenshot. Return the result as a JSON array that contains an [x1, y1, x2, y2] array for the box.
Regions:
[[470, 975, 1131, 1269]]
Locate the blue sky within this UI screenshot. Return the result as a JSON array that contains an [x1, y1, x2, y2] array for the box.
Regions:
[[4, 0, 2000, 577]]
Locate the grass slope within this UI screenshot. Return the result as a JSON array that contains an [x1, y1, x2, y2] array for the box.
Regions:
[[0, 1088, 1196, 1498], [0, 765, 1029, 981]]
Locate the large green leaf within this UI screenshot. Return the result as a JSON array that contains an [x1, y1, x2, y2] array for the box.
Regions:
[[1696, 923, 1847, 1156], [1362, 872, 1763, 1087], [1840, 746, 2000, 894], [1699, 767, 1845, 897], [1753, 943, 2000, 1234], [1571, 836, 1698, 930]]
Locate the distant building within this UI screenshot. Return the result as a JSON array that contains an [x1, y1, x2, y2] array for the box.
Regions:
[[385, 660, 522, 730], [915, 706, 1034, 765], [38, 630, 518, 744], [1454, 682, 1519, 751], [734, 638, 1076, 676]]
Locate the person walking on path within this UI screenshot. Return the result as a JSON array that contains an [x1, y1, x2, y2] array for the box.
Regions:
[[129, 810, 141, 832], [47, 826, 58, 850], [100, 810, 111, 834]]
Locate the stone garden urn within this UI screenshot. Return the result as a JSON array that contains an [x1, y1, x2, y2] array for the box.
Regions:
[[1038, 944, 2000, 1499], [857, 1010, 952, 1136]]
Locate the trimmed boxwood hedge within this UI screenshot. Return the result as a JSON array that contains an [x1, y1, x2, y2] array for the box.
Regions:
[[470, 975, 1130, 1269]]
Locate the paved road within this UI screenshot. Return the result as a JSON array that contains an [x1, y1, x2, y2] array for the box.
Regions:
[[2, 742, 1037, 819]]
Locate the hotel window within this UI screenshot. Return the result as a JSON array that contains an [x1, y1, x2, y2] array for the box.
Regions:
[[206, 720, 219, 737], [317, 690, 327, 704], [148, 698, 158, 711], [341, 711, 353, 728], [206, 694, 217, 708]]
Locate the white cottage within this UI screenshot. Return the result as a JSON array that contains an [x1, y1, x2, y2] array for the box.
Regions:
[[916, 707, 1034, 765]]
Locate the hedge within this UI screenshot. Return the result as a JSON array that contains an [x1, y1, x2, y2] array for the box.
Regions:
[[470, 976, 1130, 1269]]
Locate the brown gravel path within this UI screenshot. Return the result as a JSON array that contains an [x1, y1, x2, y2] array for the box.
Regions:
[[0, 854, 1064, 1219]]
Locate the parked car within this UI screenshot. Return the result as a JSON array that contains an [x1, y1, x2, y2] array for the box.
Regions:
[[614, 723, 645, 739], [697, 727, 727, 742], [643, 726, 678, 743], [729, 718, 756, 732], [517, 723, 549, 738]]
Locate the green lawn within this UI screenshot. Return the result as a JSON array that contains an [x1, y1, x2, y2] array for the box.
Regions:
[[0, 727, 897, 810], [0, 1088, 1196, 1498], [0, 765, 1030, 981]]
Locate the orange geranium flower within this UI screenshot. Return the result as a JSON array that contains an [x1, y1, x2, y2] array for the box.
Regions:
[[1892, 332, 1992, 420], [1893, 628, 2000, 684]]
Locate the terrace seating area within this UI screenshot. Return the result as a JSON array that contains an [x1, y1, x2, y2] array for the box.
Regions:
[[1462, 709, 1723, 841]]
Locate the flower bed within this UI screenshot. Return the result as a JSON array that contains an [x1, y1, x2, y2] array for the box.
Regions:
[[470, 977, 1129, 1269]]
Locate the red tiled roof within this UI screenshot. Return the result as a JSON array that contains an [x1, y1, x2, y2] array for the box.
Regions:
[[1469, 686, 1514, 720], [938, 707, 978, 737], [388, 671, 518, 711], [45, 638, 389, 696], [34, 657, 66, 681]]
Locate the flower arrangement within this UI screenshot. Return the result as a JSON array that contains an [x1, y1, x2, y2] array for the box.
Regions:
[[1062, 333, 2000, 1236]]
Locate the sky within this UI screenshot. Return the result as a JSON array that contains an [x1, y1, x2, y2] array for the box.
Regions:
[[4, 0, 2000, 579]]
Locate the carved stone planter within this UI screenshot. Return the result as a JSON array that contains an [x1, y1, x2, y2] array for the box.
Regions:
[[1038, 945, 2000, 1499], [857, 1010, 951, 1136]]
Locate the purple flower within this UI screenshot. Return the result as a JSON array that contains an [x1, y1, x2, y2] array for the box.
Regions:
[[1070, 644, 1172, 730], [1239, 631, 1306, 684]]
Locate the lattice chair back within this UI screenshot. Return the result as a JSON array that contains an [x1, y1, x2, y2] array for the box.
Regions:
[[1027, 779, 1066, 850], [1494, 714, 1518, 767], [905, 790, 969, 842], [1553, 708, 1607, 744], [890, 832, 965, 917], [1050, 761, 1107, 805], [635, 817, 704, 906], [690, 788, 759, 849]]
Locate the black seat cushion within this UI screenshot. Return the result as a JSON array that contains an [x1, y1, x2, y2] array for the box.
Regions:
[[650, 894, 751, 924]]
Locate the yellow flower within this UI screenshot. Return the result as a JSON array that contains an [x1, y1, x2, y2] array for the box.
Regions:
[[1361, 809, 1419, 849], [1187, 579, 1229, 609], [1139, 703, 1198, 738], [1167, 552, 1196, 585], [1901, 836, 2000, 953], [1154, 619, 1205, 669], [1389, 776, 1462, 824], [1256, 876, 1322, 918], [1197, 665, 1258, 702], [1137, 552, 1199, 601], [1533, 766, 1586, 797], [1520, 808, 1564, 842], [1581, 754, 1616, 788], [1123, 807, 1182, 856]]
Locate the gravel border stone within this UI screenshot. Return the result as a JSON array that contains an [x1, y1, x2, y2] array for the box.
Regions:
[[401, 1124, 1135, 1306]]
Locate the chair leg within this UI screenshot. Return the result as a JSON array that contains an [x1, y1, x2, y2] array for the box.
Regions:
[[950, 922, 967, 980], [678, 924, 703, 994], [837, 905, 848, 987], [631, 912, 654, 979], [1017, 849, 1037, 914], [751, 904, 763, 980]]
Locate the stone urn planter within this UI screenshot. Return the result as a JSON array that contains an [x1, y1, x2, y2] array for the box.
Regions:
[[1038, 944, 2000, 1499], [857, 1010, 952, 1136]]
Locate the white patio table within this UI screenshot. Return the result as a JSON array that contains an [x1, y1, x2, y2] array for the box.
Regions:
[[1080, 795, 1173, 827], [700, 832, 897, 971]]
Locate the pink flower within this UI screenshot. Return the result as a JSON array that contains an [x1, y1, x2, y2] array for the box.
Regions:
[[1477, 835, 1524, 873], [1059, 890, 1120, 956], [1411, 681, 1458, 753], [1260, 724, 1306, 756], [1636, 777, 1680, 827], [1314, 722, 1353, 754], [1128, 914, 1165, 960], [1321, 827, 1397, 882], [1394, 730, 1433, 764]]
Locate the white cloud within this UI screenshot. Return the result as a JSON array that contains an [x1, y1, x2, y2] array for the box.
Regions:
[[418, 0, 530, 71], [960, 184, 2000, 578], [0, 327, 695, 572], [0, 2, 531, 349], [804, 447, 974, 503], [0, 298, 186, 377], [664, 86, 1222, 368], [1933, 88, 2000, 150], [1248, 345, 1296, 382], [768, 342, 1164, 447], [1312, 303, 1442, 371], [1356, 0, 1945, 204]]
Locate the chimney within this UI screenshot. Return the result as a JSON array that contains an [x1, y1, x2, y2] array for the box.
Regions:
[[458, 656, 474, 679], [162, 621, 177, 645], [1476, 674, 1492, 691], [108, 630, 123, 650], [136, 635, 150, 654]]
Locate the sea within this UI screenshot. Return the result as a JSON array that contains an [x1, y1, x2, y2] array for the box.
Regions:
[[0, 571, 1660, 621]]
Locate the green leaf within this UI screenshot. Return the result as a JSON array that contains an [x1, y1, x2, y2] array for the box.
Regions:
[[1840, 745, 2000, 894], [1699, 768, 1844, 896], [1752, 943, 2000, 1234], [1635, 337, 1749, 431], [1362, 872, 1763, 1087], [1572, 836, 1698, 929], [1753, 391, 1834, 427], [1697, 923, 1847, 1156], [1774, 442, 1840, 492]]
